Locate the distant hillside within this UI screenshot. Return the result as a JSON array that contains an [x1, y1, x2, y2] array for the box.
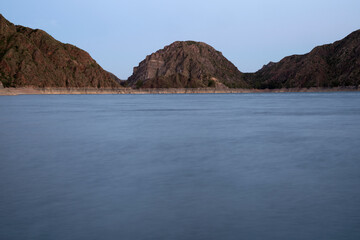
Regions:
[[1, 13, 359, 90], [0, 14, 121, 88], [127, 41, 248, 88], [245, 30, 360, 89], [127, 30, 360, 89]]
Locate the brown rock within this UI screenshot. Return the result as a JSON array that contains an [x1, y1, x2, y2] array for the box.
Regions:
[[2, 13, 359, 90], [0, 14, 121, 88], [245, 30, 360, 88], [127, 41, 248, 88]]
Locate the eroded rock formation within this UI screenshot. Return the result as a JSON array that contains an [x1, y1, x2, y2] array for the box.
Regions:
[[127, 41, 248, 88], [0, 14, 121, 88]]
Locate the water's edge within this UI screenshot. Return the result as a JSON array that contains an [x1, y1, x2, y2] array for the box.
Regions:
[[0, 86, 359, 95]]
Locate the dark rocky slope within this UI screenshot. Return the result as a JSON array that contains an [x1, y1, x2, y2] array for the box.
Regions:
[[245, 30, 360, 89], [127, 41, 248, 88], [1, 13, 359, 90], [0, 14, 121, 88]]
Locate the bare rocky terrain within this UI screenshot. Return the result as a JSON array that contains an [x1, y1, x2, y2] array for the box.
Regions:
[[127, 41, 248, 88], [0, 13, 359, 91], [244, 30, 360, 89], [0, 14, 120, 88], [128, 30, 360, 89]]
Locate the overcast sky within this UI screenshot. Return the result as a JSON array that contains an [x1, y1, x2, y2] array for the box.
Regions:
[[2, 0, 360, 79]]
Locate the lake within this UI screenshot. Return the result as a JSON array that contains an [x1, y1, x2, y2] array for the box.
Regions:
[[1, 92, 360, 240]]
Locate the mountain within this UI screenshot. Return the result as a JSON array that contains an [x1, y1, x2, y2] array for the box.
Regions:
[[127, 30, 360, 89], [245, 30, 360, 89], [1, 13, 359, 90], [0, 14, 121, 88], [127, 41, 248, 88]]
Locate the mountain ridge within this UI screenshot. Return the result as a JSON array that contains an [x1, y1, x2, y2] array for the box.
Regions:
[[1, 13, 359, 89], [244, 29, 360, 88], [0, 14, 121, 88]]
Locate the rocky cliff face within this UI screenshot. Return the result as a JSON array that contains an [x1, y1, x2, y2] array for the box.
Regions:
[[245, 30, 360, 88], [127, 41, 248, 88], [0, 14, 121, 88]]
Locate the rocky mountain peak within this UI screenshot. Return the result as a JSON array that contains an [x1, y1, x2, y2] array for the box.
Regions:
[[0, 14, 121, 88], [0, 14, 16, 36], [127, 40, 248, 88]]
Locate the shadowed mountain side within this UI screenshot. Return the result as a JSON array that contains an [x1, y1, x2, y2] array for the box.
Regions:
[[0, 14, 121, 88], [244, 30, 360, 89], [127, 41, 249, 88]]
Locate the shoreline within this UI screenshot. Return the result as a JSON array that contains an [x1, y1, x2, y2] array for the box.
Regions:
[[0, 86, 359, 96]]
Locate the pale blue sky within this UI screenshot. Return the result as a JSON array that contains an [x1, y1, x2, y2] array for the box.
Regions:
[[2, 0, 360, 79]]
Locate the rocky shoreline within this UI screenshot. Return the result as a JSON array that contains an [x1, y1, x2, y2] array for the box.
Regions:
[[0, 86, 359, 96]]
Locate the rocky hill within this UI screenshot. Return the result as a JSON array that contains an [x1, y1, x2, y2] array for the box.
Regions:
[[1, 13, 359, 90], [127, 30, 360, 89], [127, 41, 248, 88], [245, 30, 360, 89], [0, 14, 121, 88]]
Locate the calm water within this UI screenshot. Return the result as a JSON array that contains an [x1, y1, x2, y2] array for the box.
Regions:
[[1, 92, 360, 240]]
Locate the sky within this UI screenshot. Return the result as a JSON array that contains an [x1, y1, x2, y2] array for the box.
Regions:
[[2, 0, 360, 79]]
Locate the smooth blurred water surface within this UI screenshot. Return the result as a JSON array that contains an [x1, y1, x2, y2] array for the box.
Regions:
[[1, 92, 360, 240]]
